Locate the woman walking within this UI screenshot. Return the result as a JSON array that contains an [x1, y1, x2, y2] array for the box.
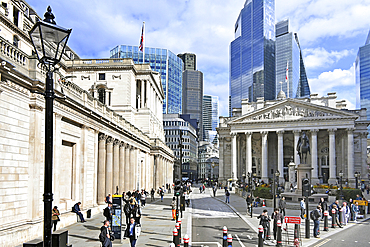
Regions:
[[51, 206, 60, 231]]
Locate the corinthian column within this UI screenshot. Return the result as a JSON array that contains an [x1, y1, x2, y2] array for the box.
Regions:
[[347, 128, 354, 184], [277, 130, 284, 183], [113, 139, 120, 194], [98, 133, 107, 205], [328, 129, 337, 184], [231, 133, 237, 181], [124, 145, 130, 191], [311, 129, 319, 183], [245, 132, 252, 174], [105, 137, 114, 196], [261, 131, 268, 181], [119, 142, 125, 193]]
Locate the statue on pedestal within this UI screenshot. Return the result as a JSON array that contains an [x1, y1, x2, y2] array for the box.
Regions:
[[297, 131, 310, 164]]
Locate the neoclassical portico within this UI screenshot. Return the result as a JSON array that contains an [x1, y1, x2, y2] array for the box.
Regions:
[[218, 95, 369, 186]]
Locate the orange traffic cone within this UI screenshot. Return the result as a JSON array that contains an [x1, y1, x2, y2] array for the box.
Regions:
[[262, 199, 266, 207]]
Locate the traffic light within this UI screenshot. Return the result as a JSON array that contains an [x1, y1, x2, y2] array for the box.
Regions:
[[302, 178, 311, 197], [174, 179, 181, 196]]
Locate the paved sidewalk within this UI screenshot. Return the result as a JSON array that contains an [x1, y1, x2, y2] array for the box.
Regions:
[[18, 192, 189, 247], [210, 188, 369, 246]]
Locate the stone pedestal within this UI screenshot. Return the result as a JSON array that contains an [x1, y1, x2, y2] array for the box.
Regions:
[[285, 161, 296, 192], [295, 163, 313, 195]]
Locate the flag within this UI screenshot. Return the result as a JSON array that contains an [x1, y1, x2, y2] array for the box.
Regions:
[[285, 61, 289, 83], [139, 22, 144, 52]]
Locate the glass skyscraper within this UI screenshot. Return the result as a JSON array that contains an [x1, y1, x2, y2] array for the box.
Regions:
[[203, 95, 219, 144], [110, 45, 183, 114], [275, 19, 310, 98], [230, 0, 276, 112], [356, 30, 370, 134]]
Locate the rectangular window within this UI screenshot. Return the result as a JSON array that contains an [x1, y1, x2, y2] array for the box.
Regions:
[[98, 73, 106, 80]]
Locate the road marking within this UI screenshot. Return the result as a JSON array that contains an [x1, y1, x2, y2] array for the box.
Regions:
[[192, 242, 222, 247], [355, 241, 358, 243], [312, 238, 331, 247], [235, 234, 246, 247], [247, 235, 252, 240]]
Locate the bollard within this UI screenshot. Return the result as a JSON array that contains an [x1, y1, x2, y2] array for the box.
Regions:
[[227, 234, 233, 247], [223, 226, 228, 247], [339, 208, 343, 225], [323, 211, 329, 231], [183, 234, 189, 247], [331, 208, 336, 228], [258, 225, 264, 247], [173, 228, 179, 247], [175, 223, 180, 246], [266, 220, 271, 240], [177, 219, 182, 242], [294, 224, 300, 247], [276, 220, 282, 247], [368, 200, 370, 214]]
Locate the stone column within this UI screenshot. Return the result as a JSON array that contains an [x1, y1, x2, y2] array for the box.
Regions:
[[311, 129, 319, 184], [361, 132, 368, 180], [80, 126, 89, 205], [124, 144, 130, 191], [53, 113, 62, 208], [328, 129, 337, 184], [98, 133, 107, 205], [113, 139, 120, 194], [346, 128, 354, 184], [141, 153, 146, 190], [277, 130, 284, 183], [293, 130, 301, 165], [141, 80, 145, 108], [218, 137, 224, 181], [231, 133, 237, 181], [119, 142, 125, 193], [261, 131, 268, 181], [105, 137, 114, 196], [245, 132, 252, 175]]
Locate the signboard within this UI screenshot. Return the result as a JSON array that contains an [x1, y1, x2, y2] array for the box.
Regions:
[[112, 195, 123, 242], [284, 216, 301, 224], [353, 200, 368, 206]]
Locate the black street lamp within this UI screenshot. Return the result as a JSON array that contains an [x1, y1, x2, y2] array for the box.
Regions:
[[251, 172, 256, 218], [339, 170, 344, 200], [355, 171, 360, 189], [273, 170, 280, 209], [28, 6, 71, 247]]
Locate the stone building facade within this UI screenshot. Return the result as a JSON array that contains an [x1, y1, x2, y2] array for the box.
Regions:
[[218, 93, 369, 187], [0, 0, 173, 245]]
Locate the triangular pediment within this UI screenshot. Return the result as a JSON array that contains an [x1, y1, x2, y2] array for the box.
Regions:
[[230, 98, 359, 124]]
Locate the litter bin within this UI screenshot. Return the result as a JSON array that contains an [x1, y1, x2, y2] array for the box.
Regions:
[[87, 209, 91, 218]]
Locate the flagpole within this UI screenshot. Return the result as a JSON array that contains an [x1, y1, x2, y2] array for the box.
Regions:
[[142, 21, 145, 64], [286, 61, 289, 98]]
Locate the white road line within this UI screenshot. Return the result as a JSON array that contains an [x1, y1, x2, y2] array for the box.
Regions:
[[235, 234, 246, 247], [192, 242, 222, 247]]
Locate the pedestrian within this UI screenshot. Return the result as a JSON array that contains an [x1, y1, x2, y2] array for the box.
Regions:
[[352, 201, 360, 222], [159, 188, 164, 202], [133, 205, 142, 224], [140, 191, 146, 207], [225, 189, 230, 203], [105, 194, 112, 204], [150, 188, 155, 201], [342, 202, 350, 225], [136, 190, 141, 206], [257, 209, 271, 244], [213, 185, 217, 197], [254, 196, 260, 207], [313, 205, 322, 238], [246, 195, 252, 214], [99, 220, 113, 247], [300, 198, 305, 219], [272, 208, 283, 241], [104, 203, 113, 223], [318, 198, 327, 219], [185, 192, 190, 207], [51, 206, 60, 232], [124, 218, 141, 247], [124, 200, 132, 225], [171, 197, 176, 220], [278, 197, 286, 217], [199, 185, 203, 193], [72, 202, 86, 222]]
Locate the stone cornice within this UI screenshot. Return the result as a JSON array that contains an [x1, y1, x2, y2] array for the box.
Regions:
[[0, 12, 32, 44]]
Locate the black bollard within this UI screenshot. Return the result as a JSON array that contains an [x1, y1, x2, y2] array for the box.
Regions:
[[331, 209, 336, 228], [276, 220, 282, 246], [323, 211, 329, 231], [177, 219, 182, 242], [294, 224, 300, 247], [223, 226, 228, 247], [339, 208, 343, 225], [175, 223, 180, 246], [266, 220, 271, 240], [227, 234, 233, 247], [183, 234, 189, 247], [368, 200, 370, 214], [173, 228, 178, 246], [258, 225, 264, 247]]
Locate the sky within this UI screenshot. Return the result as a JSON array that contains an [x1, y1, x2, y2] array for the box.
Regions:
[[27, 0, 370, 117]]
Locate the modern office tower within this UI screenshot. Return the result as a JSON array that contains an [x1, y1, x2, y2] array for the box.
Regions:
[[110, 45, 183, 114], [230, 0, 276, 112], [275, 19, 311, 98], [356, 30, 370, 134], [178, 53, 196, 70], [203, 95, 219, 144], [178, 53, 204, 140]]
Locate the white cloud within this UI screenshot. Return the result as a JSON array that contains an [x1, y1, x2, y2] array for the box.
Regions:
[[303, 47, 354, 69]]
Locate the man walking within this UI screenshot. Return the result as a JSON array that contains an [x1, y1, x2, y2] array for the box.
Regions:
[[352, 201, 360, 222], [300, 198, 305, 219], [313, 205, 322, 238], [257, 209, 271, 244], [171, 197, 176, 220], [104, 203, 113, 223], [124, 218, 140, 247], [150, 188, 155, 201], [319, 198, 327, 219], [278, 197, 286, 217], [100, 220, 112, 247], [225, 189, 230, 204], [272, 208, 283, 241]]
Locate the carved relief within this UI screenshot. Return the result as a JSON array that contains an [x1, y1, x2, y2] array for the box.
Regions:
[[225, 144, 231, 152], [112, 75, 121, 80], [81, 75, 90, 80], [98, 133, 107, 141]]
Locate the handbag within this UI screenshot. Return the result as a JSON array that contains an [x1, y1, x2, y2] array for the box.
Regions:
[[135, 224, 141, 237]]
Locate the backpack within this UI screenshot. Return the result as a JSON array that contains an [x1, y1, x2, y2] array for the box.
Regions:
[[310, 210, 315, 220], [99, 231, 105, 242], [226, 191, 230, 196]]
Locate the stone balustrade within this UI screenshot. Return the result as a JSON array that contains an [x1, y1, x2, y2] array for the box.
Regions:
[[0, 36, 28, 68]]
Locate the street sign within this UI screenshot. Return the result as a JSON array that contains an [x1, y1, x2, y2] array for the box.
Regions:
[[284, 216, 301, 224], [353, 200, 368, 206]]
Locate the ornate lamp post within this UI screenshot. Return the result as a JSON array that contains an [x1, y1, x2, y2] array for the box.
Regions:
[[339, 170, 344, 200], [274, 170, 280, 209], [251, 173, 256, 218], [28, 6, 71, 247], [355, 171, 360, 189]]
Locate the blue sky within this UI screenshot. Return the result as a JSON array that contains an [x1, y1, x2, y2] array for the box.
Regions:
[[27, 0, 370, 116]]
